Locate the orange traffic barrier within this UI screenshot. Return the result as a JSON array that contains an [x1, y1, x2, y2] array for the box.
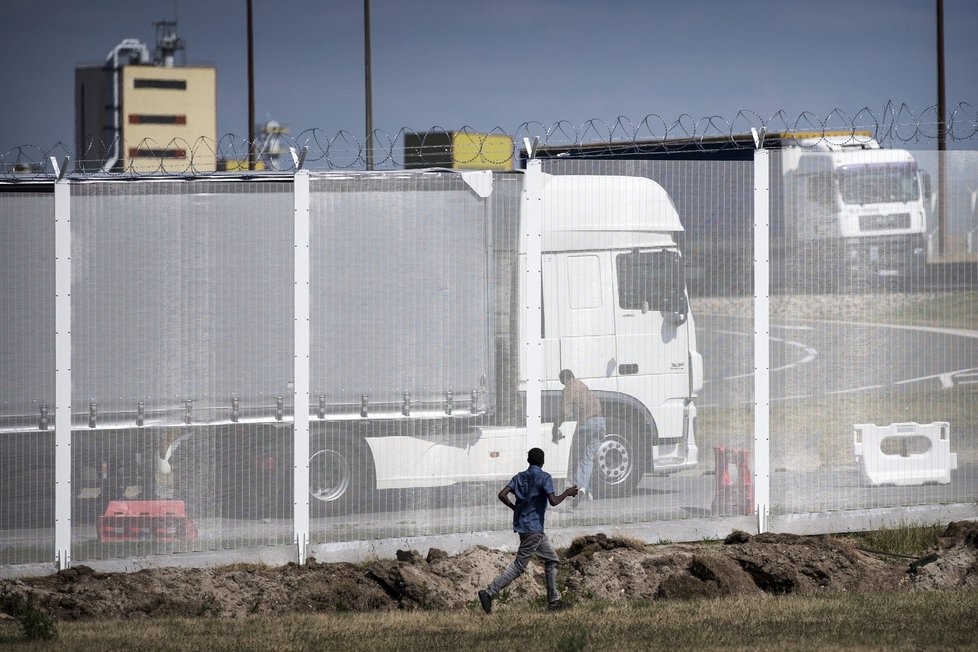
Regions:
[[97, 500, 198, 543], [711, 446, 754, 516]]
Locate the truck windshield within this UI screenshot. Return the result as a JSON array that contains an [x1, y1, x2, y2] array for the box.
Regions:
[[837, 163, 919, 205], [616, 250, 684, 312]]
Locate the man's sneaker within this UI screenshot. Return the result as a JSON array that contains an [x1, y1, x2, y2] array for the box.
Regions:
[[478, 589, 492, 614], [548, 599, 569, 611]]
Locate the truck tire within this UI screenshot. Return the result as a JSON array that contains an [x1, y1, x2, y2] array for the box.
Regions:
[[587, 417, 643, 499], [309, 436, 372, 516]]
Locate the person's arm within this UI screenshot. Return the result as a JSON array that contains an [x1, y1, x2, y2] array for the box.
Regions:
[[497, 485, 516, 511], [552, 386, 569, 441], [548, 484, 579, 507]]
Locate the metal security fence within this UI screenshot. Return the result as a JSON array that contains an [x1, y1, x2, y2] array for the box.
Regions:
[[1, 136, 976, 576]]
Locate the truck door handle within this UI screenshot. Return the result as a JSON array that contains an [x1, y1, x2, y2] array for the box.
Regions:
[[619, 364, 639, 375]]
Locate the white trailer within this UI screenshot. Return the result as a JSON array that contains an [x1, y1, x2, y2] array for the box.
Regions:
[[0, 168, 700, 519]]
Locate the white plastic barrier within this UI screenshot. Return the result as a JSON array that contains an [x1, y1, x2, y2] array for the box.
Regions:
[[853, 422, 957, 486]]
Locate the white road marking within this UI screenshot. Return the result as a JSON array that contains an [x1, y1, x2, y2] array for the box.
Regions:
[[825, 384, 886, 395], [713, 329, 818, 380], [702, 318, 978, 399], [950, 371, 978, 385], [894, 367, 978, 390]]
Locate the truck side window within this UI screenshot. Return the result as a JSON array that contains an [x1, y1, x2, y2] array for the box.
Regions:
[[616, 251, 683, 312], [566, 255, 602, 309]]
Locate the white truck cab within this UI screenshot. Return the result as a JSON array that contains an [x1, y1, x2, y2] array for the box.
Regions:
[[537, 174, 701, 481], [781, 131, 929, 283]]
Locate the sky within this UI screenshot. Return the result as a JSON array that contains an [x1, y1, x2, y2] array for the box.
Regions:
[[1, 0, 976, 157]]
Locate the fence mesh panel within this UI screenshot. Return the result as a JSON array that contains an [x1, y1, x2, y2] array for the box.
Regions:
[[67, 179, 294, 561], [0, 188, 55, 565], [770, 149, 978, 518], [542, 157, 756, 529], [306, 171, 511, 543]]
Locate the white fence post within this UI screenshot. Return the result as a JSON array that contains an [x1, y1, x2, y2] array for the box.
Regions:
[[54, 174, 72, 569], [293, 169, 311, 563], [523, 159, 544, 449], [753, 146, 771, 533]]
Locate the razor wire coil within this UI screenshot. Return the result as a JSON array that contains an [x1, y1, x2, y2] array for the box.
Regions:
[[2, 102, 976, 179]]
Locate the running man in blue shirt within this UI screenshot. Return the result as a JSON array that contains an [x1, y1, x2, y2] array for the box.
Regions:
[[478, 447, 578, 613]]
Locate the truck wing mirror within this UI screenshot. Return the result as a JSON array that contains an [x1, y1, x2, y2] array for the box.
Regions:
[[666, 293, 688, 325]]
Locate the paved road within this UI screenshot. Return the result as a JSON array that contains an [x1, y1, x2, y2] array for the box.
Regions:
[[698, 315, 978, 407]]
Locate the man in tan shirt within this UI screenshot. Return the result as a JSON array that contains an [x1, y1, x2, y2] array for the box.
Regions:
[[552, 369, 606, 505]]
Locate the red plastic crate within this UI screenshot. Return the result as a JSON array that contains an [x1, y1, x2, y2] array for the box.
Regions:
[[97, 500, 198, 542]]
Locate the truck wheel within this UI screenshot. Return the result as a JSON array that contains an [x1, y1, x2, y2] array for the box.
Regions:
[[588, 418, 643, 499], [309, 437, 371, 516]]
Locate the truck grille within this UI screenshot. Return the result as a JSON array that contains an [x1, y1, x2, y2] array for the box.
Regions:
[[859, 213, 911, 231]]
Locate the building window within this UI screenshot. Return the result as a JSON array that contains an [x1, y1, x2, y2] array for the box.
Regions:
[[128, 148, 187, 159], [129, 115, 187, 125], [133, 78, 187, 90]]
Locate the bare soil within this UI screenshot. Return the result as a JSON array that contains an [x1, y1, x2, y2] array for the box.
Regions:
[[2, 522, 977, 621]]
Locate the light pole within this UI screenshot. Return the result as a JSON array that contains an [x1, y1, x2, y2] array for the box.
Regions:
[[247, 0, 256, 171], [936, 0, 947, 256], [364, 0, 374, 170]]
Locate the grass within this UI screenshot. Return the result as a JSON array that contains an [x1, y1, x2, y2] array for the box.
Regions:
[[844, 523, 946, 557], [697, 385, 978, 467], [881, 291, 978, 331], [1, 590, 976, 651], [695, 290, 978, 332], [0, 590, 57, 642]]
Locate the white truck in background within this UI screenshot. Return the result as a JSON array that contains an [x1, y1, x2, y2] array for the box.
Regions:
[[0, 167, 701, 522], [778, 131, 930, 289]]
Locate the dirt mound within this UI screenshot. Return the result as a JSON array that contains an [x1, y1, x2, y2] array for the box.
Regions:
[[2, 523, 976, 620], [905, 521, 978, 591]]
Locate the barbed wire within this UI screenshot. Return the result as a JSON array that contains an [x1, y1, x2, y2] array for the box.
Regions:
[[2, 102, 976, 180]]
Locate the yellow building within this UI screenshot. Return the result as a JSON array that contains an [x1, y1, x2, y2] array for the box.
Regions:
[[119, 65, 216, 172], [75, 30, 217, 173]]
